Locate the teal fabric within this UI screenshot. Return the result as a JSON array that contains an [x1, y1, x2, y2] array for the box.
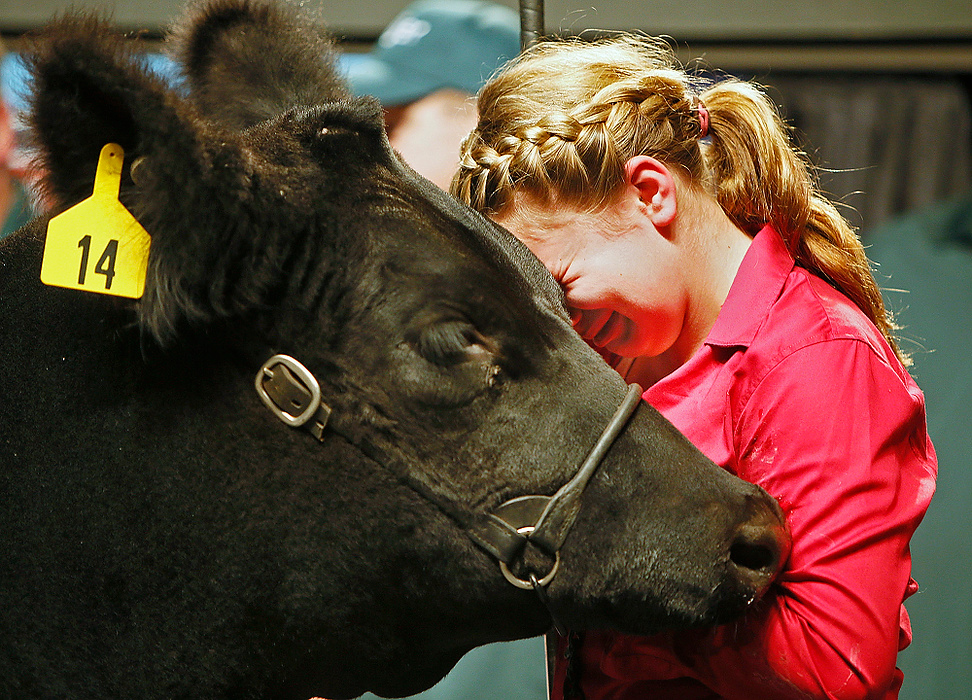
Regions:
[[344, 0, 520, 107], [1, 179, 32, 241], [359, 637, 547, 700], [865, 195, 972, 699]]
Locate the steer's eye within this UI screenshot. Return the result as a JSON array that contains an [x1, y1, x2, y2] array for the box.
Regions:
[[395, 317, 501, 408], [414, 320, 489, 366]]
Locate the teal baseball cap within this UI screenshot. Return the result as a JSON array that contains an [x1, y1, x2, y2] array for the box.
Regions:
[[345, 0, 520, 106]]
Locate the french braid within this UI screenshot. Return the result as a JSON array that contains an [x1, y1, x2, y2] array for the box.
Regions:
[[452, 35, 906, 364]]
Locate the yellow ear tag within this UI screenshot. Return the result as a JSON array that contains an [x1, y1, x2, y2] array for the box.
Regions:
[[41, 143, 150, 299]]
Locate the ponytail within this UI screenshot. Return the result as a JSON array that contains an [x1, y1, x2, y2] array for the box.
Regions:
[[702, 80, 906, 363]]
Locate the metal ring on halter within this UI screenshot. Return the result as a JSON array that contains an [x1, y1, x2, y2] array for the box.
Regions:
[[498, 525, 561, 590], [500, 555, 560, 590]]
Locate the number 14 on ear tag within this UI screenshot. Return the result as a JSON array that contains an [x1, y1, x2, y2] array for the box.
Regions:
[[41, 143, 151, 299]]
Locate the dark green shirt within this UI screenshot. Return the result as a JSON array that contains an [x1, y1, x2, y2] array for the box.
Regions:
[[865, 195, 972, 700]]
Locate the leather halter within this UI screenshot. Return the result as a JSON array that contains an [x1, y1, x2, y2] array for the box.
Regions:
[[466, 383, 643, 591], [256, 354, 642, 599]]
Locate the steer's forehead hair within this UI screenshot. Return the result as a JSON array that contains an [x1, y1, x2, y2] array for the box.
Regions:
[[392, 161, 568, 318]]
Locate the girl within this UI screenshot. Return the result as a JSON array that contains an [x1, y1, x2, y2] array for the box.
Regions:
[[452, 35, 937, 700]]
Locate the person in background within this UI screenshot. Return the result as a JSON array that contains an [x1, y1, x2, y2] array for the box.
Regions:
[[0, 46, 34, 240], [863, 195, 972, 699], [452, 34, 936, 699], [344, 0, 519, 190]]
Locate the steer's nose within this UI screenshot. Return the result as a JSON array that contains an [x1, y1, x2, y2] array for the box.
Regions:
[[727, 494, 791, 597]]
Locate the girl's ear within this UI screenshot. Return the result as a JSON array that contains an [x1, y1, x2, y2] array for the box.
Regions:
[[623, 155, 678, 228]]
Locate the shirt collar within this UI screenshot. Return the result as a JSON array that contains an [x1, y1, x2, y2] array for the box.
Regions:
[[704, 224, 795, 348]]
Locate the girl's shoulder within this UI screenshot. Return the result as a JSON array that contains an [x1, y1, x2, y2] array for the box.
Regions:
[[737, 265, 917, 401], [768, 265, 899, 364]]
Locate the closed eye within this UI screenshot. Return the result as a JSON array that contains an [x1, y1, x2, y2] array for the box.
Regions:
[[414, 320, 490, 366], [395, 318, 501, 408]]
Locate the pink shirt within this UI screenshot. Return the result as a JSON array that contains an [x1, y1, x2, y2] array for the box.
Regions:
[[551, 225, 937, 700]]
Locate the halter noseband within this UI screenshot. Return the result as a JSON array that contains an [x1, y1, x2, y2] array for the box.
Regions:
[[255, 354, 642, 612]]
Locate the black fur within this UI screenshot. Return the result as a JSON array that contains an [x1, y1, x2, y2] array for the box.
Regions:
[[169, 0, 352, 129], [0, 2, 787, 698]]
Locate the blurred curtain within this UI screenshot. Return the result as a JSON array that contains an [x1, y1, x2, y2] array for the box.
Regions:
[[763, 73, 972, 234]]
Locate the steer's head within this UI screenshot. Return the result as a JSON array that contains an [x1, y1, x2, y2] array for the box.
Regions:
[[25, 1, 789, 697]]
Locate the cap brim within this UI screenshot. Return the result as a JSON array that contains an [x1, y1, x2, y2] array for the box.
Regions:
[[340, 53, 444, 107]]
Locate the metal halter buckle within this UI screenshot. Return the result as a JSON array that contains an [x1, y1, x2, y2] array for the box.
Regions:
[[255, 354, 331, 438]]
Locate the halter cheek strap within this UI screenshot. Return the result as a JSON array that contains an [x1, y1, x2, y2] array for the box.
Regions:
[[255, 353, 642, 621], [467, 383, 643, 590]]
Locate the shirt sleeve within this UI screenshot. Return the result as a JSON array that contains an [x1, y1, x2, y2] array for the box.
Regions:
[[635, 338, 936, 700]]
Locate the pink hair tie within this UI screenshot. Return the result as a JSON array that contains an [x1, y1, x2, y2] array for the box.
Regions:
[[696, 99, 710, 139]]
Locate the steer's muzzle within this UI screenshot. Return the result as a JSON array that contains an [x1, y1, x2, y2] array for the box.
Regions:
[[724, 490, 791, 608]]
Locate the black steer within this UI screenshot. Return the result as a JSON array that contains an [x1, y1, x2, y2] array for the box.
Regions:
[[0, 1, 789, 698]]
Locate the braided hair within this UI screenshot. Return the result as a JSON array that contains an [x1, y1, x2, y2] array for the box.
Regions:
[[452, 35, 906, 364]]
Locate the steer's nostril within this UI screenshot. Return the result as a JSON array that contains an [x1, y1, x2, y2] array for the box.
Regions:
[[723, 490, 792, 607], [730, 536, 779, 573], [727, 519, 790, 599]]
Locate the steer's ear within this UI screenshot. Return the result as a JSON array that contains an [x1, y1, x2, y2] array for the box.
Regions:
[[168, 0, 350, 130], [26, 13, 280, 344], [25, 13, 198, 215]]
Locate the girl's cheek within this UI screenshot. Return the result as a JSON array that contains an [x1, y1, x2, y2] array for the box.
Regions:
[[569, 307, 605, 341]]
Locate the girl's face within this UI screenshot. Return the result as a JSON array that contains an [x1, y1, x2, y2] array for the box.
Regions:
[[494, 196, 689, 359]]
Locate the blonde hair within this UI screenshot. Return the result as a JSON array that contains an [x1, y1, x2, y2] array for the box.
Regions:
[[452, 35, 906, 364]]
